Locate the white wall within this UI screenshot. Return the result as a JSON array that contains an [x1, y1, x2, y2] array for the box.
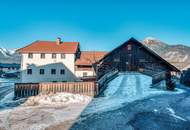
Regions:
[[75, 70, 95, 77], [21, 53, 78, 83]]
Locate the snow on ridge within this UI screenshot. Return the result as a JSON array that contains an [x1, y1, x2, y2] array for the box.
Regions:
[[144, 37, 157, 41], [143, 37, 161, 43], [0, 47, 16, 57], [23, 92, 92, 106]]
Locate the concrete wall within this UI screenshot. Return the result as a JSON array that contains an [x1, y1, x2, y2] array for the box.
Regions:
[[21, 53, 78, 83]]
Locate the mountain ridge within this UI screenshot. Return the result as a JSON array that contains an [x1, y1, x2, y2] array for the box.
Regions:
[[143, 37, 190, 70], [0, 48, 20, 64]]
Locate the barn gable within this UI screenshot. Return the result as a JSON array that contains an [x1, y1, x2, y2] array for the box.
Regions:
[[95, 38, 180, 79]]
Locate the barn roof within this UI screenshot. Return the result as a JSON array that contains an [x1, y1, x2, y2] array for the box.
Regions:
[[97, 37, 180, 72], [17, 40, 79, 54]]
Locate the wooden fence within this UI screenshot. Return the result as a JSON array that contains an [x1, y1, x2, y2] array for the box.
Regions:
[[97, 70, 119, 96], [14, 82, 99, 98], [152, 71, 166, 85]]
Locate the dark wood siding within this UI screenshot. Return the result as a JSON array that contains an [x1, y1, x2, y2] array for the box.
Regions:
[[95, 38, 180, 80]]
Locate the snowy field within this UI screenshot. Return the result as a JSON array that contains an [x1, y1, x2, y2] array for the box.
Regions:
[[0, 73, 190, 130]]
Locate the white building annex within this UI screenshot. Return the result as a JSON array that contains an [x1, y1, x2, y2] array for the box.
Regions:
[[17, 38, 107, 83]]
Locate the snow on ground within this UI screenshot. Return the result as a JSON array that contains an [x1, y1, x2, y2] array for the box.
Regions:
[[24, 93, 92, 106], [0, 93, 92, 130], [71, 82, 190, 130], [0, 73, 188, 130], [82, 72, 184, 115]]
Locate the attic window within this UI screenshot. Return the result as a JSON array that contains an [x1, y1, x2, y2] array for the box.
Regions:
[[52, 53, 56, 59], [127, 44, 132, 51], [28, 53, 33, 59], [61, 53, 66, 59], [40, 53, 45, 59]]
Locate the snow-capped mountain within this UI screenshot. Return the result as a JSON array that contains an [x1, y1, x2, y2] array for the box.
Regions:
[[0, 48, 21, 64], [143, 37, 190, 70]]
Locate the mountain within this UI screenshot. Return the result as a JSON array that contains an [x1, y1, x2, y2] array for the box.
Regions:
[[0, 48, 21, 64], [143, 37, 190, 70]]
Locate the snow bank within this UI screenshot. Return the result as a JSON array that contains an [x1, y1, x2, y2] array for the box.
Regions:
[[0, 93, 92, 130], [24, 92, 92, 106]]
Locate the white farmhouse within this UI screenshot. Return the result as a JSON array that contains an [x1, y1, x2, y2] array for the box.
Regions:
[[17, 38, 106, 83]]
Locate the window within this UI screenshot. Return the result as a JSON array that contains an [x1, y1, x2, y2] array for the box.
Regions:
[[28, 53, 33, 59], [39, 69, 45, 75], [27, 69, 32, 75], [40, 53, 45, 59], [83, 72, 88, 77], [60, 69, 65, 75], [114, 58, 120, 62], [139, 59, 146, 62], [51, 69, 56, 75], [61, 53, 66, 59], [52, 53, 56, 59], [127, 44, 132, 51]]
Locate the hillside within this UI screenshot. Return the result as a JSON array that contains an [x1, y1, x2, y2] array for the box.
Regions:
[[0, 48, 20, 64], [143, 37, 190, 70]]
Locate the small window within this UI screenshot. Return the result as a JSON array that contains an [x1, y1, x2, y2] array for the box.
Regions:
[[28, 53, 33, 59], [61, 53, 66, 59], [127, 44, 132, 51], [83, 72, 88, 77], [39, 69, 45, 75], [52, 53, 56, 59], [40, 53, 45, 59], [51, 69, 56, 75], [60, 69, 65, 75], [114, 58, 120, 62], [27, 69, 32, 75]]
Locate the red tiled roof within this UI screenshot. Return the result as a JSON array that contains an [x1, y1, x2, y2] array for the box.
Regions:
[[75, 51, 107, 66], [17, 41, 79, 53]]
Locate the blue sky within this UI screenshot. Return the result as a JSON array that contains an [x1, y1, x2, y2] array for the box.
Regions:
[[0, 0, 190, 50]]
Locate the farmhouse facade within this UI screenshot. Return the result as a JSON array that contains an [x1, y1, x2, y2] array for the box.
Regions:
[[17, 38, 106, 83]]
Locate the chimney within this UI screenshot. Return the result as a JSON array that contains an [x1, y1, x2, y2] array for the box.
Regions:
[[56, 37, 62, 45]]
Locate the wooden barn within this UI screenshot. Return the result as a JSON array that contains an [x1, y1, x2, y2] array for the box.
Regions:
[[94, 38, 180, 90]]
